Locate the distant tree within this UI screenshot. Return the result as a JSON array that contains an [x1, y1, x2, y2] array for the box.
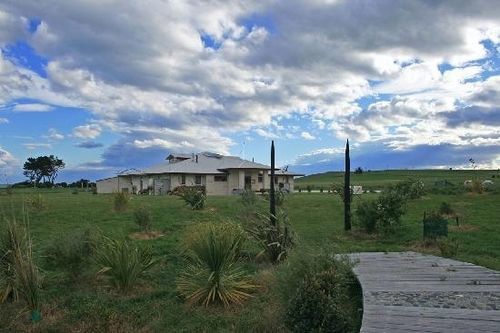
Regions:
[[354, 167, 363, 174], [23, 155, 65, 186]]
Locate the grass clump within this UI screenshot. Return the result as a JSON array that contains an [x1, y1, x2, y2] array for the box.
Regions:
[[44, 229, 95, 278], [177, 222, 256, 307], [438, 238, 459, 258], [240, 189, 258, 207], [181, 187, 206, 210], [133, 206, 152, 232], [93, 236, 157, 293], [113, 192, 129, 212], [0, 217, 42, 321], [245, 210, 295, 264]]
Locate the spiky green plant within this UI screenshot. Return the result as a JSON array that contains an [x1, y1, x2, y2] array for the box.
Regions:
[[245, 210, 295, 264], [177, 222, 256, 307], [133, 206, 152, 232], [93, 237, 156, 293], [0, 216, 42, 321], [113, 192, 129, 212]]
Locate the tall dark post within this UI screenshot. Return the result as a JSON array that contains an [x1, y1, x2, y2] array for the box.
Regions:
[[270, 140, 276, 225], [344, 139, 351, 231]]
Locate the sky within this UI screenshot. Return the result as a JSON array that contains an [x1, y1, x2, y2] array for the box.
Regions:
[[0, 0, 499, 183]]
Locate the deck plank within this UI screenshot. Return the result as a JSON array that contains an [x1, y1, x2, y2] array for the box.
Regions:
[[347, 252, 500, 333]]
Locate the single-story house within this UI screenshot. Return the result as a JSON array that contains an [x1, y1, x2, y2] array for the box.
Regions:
[[96, 152, 303, 195]]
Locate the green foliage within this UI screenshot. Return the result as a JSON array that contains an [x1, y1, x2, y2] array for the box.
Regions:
[[437, 238, 459, 258], [423, 212, 448, 239], [0, 218, 42, 318], [113, 192, 129, 212], [177, 222, 256, 307], [71, 188, 79, 195], [283, 252, 360, 333], [180, 187, 206, 210], [240, 189, 258, 206], [44, 229, 95, 278], [438, 202, 455, 216], [26, 194, 46, 210], [133, 206, 152, 232], [306, 185, 312, 193], [245, 210, 295, 263], [391, 178, 425, 200], [355, 189, 407, 234], [275, 189, 287, 206], [93, 236, 157, 293]]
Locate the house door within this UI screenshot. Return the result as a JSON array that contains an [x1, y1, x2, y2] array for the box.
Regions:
[[244, 176, 252, 190]]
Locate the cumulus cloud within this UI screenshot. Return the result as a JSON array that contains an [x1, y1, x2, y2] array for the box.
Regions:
[[0, 0, 499, 171], [0, 146, 17, 168], [73, 124, 101, 139], [300, 131, 316, 140]]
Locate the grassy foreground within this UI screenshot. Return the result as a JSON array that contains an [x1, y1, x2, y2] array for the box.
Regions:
[[0, 186, 499, 332]]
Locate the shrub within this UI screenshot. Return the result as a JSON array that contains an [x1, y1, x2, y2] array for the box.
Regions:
[[91, 187, 98, 195], [181, 187, 206, 210], [177, 222, 256, 306], [423, 212, 448, 239], [283, 252, 360, 333], [133, 206, 152, 232], [355, 190, 406, 234], [26, 194, 46, 210], [72, 189, 79, 195], [44, 229, 95, 278], [93, 237, 157, 293], [275, 189, 286, 206], [469, 179, 484, 194], [391, 178, 425, 200], [240, 189, 258, 207], [437, 238, 459, 258], [438, 202, 455, 216], [245, 210, 295, 263], [0, 218, 42, 322], [306, 185, 312, 193], [113, 192, 129, 212]]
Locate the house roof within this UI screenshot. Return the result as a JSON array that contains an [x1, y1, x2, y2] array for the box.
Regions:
[[128, 152, 272, 175]]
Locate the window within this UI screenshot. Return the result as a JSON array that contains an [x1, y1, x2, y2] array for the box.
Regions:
[[214, 175, 227, 182], [195, 175, 202, 185], [181, 175, 186, 185], [258, 171, 263, 183]]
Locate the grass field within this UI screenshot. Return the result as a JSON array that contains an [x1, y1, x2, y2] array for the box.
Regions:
[[295, 169, 500, 190], [1, 173, 500, 332]]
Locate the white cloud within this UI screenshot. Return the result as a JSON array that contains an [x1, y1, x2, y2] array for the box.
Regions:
[[43, 128, 64, 140], [22, 143, 52, 150], [12, 103, 53, 112], [254, 128, 279, 139], [0, 146, 17, 167], [73, 124, 101, 139], [300, 131, 316, 140], [0, 117, 8, 124]]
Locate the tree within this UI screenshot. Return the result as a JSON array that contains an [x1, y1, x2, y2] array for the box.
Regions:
[[354, 167, 363, 174], [23, 155, 65, 186], [344, 139, 351, 231]]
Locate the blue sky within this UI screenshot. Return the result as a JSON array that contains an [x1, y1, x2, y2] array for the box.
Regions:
[[0, 1, 499, 183]]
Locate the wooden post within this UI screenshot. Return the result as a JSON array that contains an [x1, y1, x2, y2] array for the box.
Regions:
[[344, 139, 351, 231], [270, 140, 276, 225]]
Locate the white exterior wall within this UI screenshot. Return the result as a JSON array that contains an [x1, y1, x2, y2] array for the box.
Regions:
[[205, 174, 229, 195], [96, 177, 119, 193]]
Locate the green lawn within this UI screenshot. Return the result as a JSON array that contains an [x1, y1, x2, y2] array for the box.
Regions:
[[0, 185, 499, 332]]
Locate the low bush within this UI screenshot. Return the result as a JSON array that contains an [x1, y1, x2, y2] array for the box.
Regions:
[[306, 185, 312, 193], [26, 194, 46, 210], [72, 189, 79, 195], [469, 179, 484, 194], [133, 206, 152, 232], [180, 187, 206, 210], [391, 178, 425, 200], [283, 251, 361, 333], [177, 222, 256, 307], [438, 202, 455, 216], [275, 189, 287, 206], [355, 190, 406, 234], [44, 229, 95, 278], [240, 189, 258, 206], [437, 238, 459, 258], [93, 237, 157, 293], [113, 192, 129, 212], [245, 210, 295, 263]]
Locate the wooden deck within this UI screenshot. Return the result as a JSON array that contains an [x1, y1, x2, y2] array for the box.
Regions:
[[348, 252, 500, 333]]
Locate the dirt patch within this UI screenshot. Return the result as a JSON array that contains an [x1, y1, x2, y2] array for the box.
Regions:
[[450, 224, 479, 232], [129, 231, 165, 240]]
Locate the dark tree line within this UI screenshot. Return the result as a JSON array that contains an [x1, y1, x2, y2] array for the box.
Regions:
[[23, 155, 65, 186]]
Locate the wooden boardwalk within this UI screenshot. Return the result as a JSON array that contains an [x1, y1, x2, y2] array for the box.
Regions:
[[348, 252, 500, 333]]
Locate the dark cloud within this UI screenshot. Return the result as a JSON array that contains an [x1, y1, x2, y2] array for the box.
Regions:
[[75, 140, 104, 149], [443, 106, 500, 127]]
